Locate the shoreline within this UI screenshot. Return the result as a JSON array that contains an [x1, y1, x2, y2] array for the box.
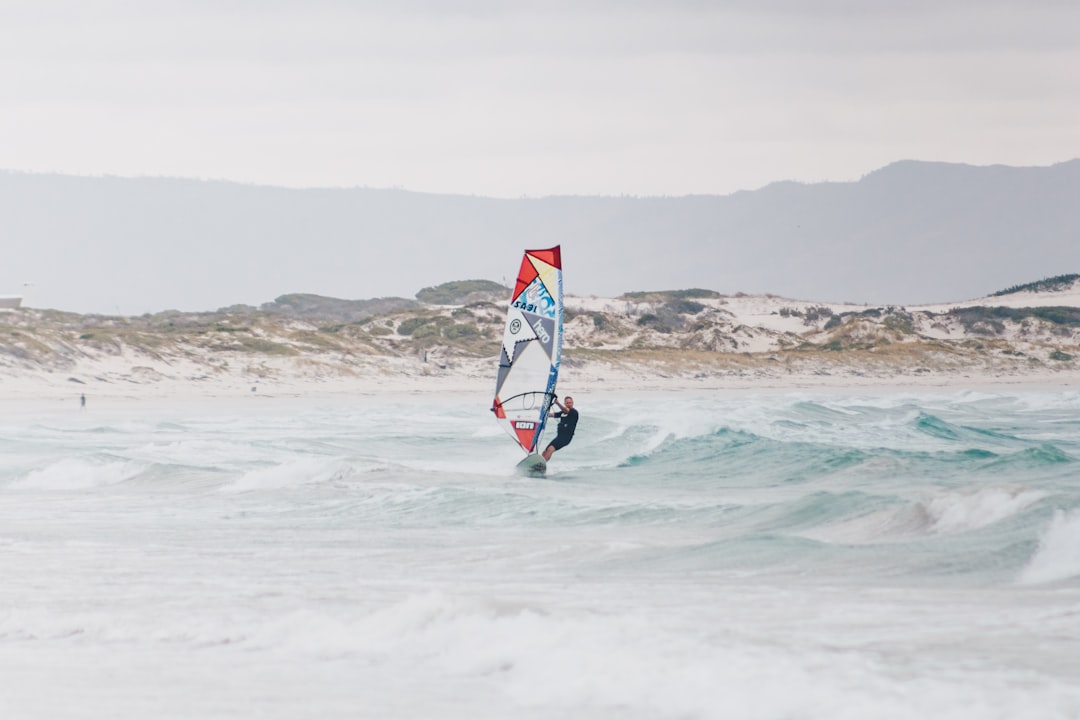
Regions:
[[4, 362, 1077, 417]]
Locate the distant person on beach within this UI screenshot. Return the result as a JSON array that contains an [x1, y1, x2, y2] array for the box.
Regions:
[[80, 393, 86, 410], [542, 395, 578, 462]]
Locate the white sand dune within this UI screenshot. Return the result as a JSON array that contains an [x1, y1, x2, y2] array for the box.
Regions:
[[2, 282, 1078, 408]]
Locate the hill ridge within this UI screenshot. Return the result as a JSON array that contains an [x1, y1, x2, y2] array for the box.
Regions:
[[4, 159, 1080, 315]]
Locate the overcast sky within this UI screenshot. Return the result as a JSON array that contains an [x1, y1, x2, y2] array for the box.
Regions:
[[2, 0, 1079, 197]]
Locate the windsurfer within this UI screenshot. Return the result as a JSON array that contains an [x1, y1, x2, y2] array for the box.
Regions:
[[542, 395, 578, 461]]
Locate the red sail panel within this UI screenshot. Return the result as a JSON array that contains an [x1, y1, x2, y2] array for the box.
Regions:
[[514, 246, 561, 299], [513, 255, 540, 302], [514, 423, 538, 451], [527, 246, 562, 270]]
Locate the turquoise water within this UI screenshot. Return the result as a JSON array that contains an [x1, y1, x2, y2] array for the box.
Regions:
[[1, 389, 1079, 718]]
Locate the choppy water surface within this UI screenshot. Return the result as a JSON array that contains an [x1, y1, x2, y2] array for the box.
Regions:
[[2, 389, 1080, 719]]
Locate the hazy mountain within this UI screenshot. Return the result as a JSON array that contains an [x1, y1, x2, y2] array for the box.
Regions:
[[3, 160, 1078, 315]]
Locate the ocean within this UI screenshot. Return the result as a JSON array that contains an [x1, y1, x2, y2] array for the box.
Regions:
[[2, 388, 1079, 719]]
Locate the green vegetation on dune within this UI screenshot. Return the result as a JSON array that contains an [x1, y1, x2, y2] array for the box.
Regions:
[[992, 274, 1080, 297], [262, 293, 419, 321], [945, 306, 1080, 332], [620, 289, 722, 301], [415, 280, 507, 305]]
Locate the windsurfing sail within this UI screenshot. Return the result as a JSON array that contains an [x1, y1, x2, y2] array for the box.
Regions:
[[491, 246, 563, 454]]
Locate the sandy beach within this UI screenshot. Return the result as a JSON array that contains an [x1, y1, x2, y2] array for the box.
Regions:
[[2, 348, 1077, 427]]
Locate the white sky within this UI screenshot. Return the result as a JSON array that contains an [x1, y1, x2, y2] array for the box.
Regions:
[[2, 0, 1079, 197]]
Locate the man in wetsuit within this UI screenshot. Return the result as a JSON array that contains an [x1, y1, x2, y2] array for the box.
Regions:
[[542, 395, 578, 462]]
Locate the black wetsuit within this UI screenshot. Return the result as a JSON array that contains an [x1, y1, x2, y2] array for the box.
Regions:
[[548, 408, 579, 450]]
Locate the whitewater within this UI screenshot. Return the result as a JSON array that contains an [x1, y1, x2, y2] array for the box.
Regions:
[[2, 388, 1079, 719]]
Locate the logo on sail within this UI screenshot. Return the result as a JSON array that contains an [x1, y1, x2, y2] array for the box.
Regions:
[[532, 318, 550, 344]]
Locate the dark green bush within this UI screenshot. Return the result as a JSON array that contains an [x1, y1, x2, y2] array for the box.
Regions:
[[397, 317, 434, 336], [992, 274, 1080, 297]]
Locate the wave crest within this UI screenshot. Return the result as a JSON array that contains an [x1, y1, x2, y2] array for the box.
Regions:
[[8, 457, 144, 490], [1018, 510, 1080, 585]]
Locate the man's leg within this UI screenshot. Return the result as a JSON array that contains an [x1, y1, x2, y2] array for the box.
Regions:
[[542, 444, 555, 461]]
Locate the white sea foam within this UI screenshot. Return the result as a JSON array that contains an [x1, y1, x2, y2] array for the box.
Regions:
[[803, 486, 1046, 545], [923, 486, 1046, 534], [8, 457, 144, 490], [221, 457, 347, 493], [1018, 510, 1080, 585]]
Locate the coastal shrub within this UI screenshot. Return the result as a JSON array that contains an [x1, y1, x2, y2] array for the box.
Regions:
[[621, 289, 720, 302], [411, 323, 441, 340], [882, 311, 915, 335], [397, 317, 434, 336], [637, 313, 676, 333], [416, 280, 506, 305], [670, 289, 720, 299], [1031, 307, 1080, 326], [803, 306, 834, 324], [947, 306, 1080, 334], [637, 313, 660, 326], [263, 293, 418, 322], [780, 305, 834, 326], [216, 338, 297, 355], [443, 322, 480, 340], [971, 319, 1006, 335], [318, 322, 376, 340], [286, 330, 347, 351], [947, 307, 1007, 330], [992, 274, 1080, 297], [1049, 350, 1074, 361], [667, 300, 706, 315]]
